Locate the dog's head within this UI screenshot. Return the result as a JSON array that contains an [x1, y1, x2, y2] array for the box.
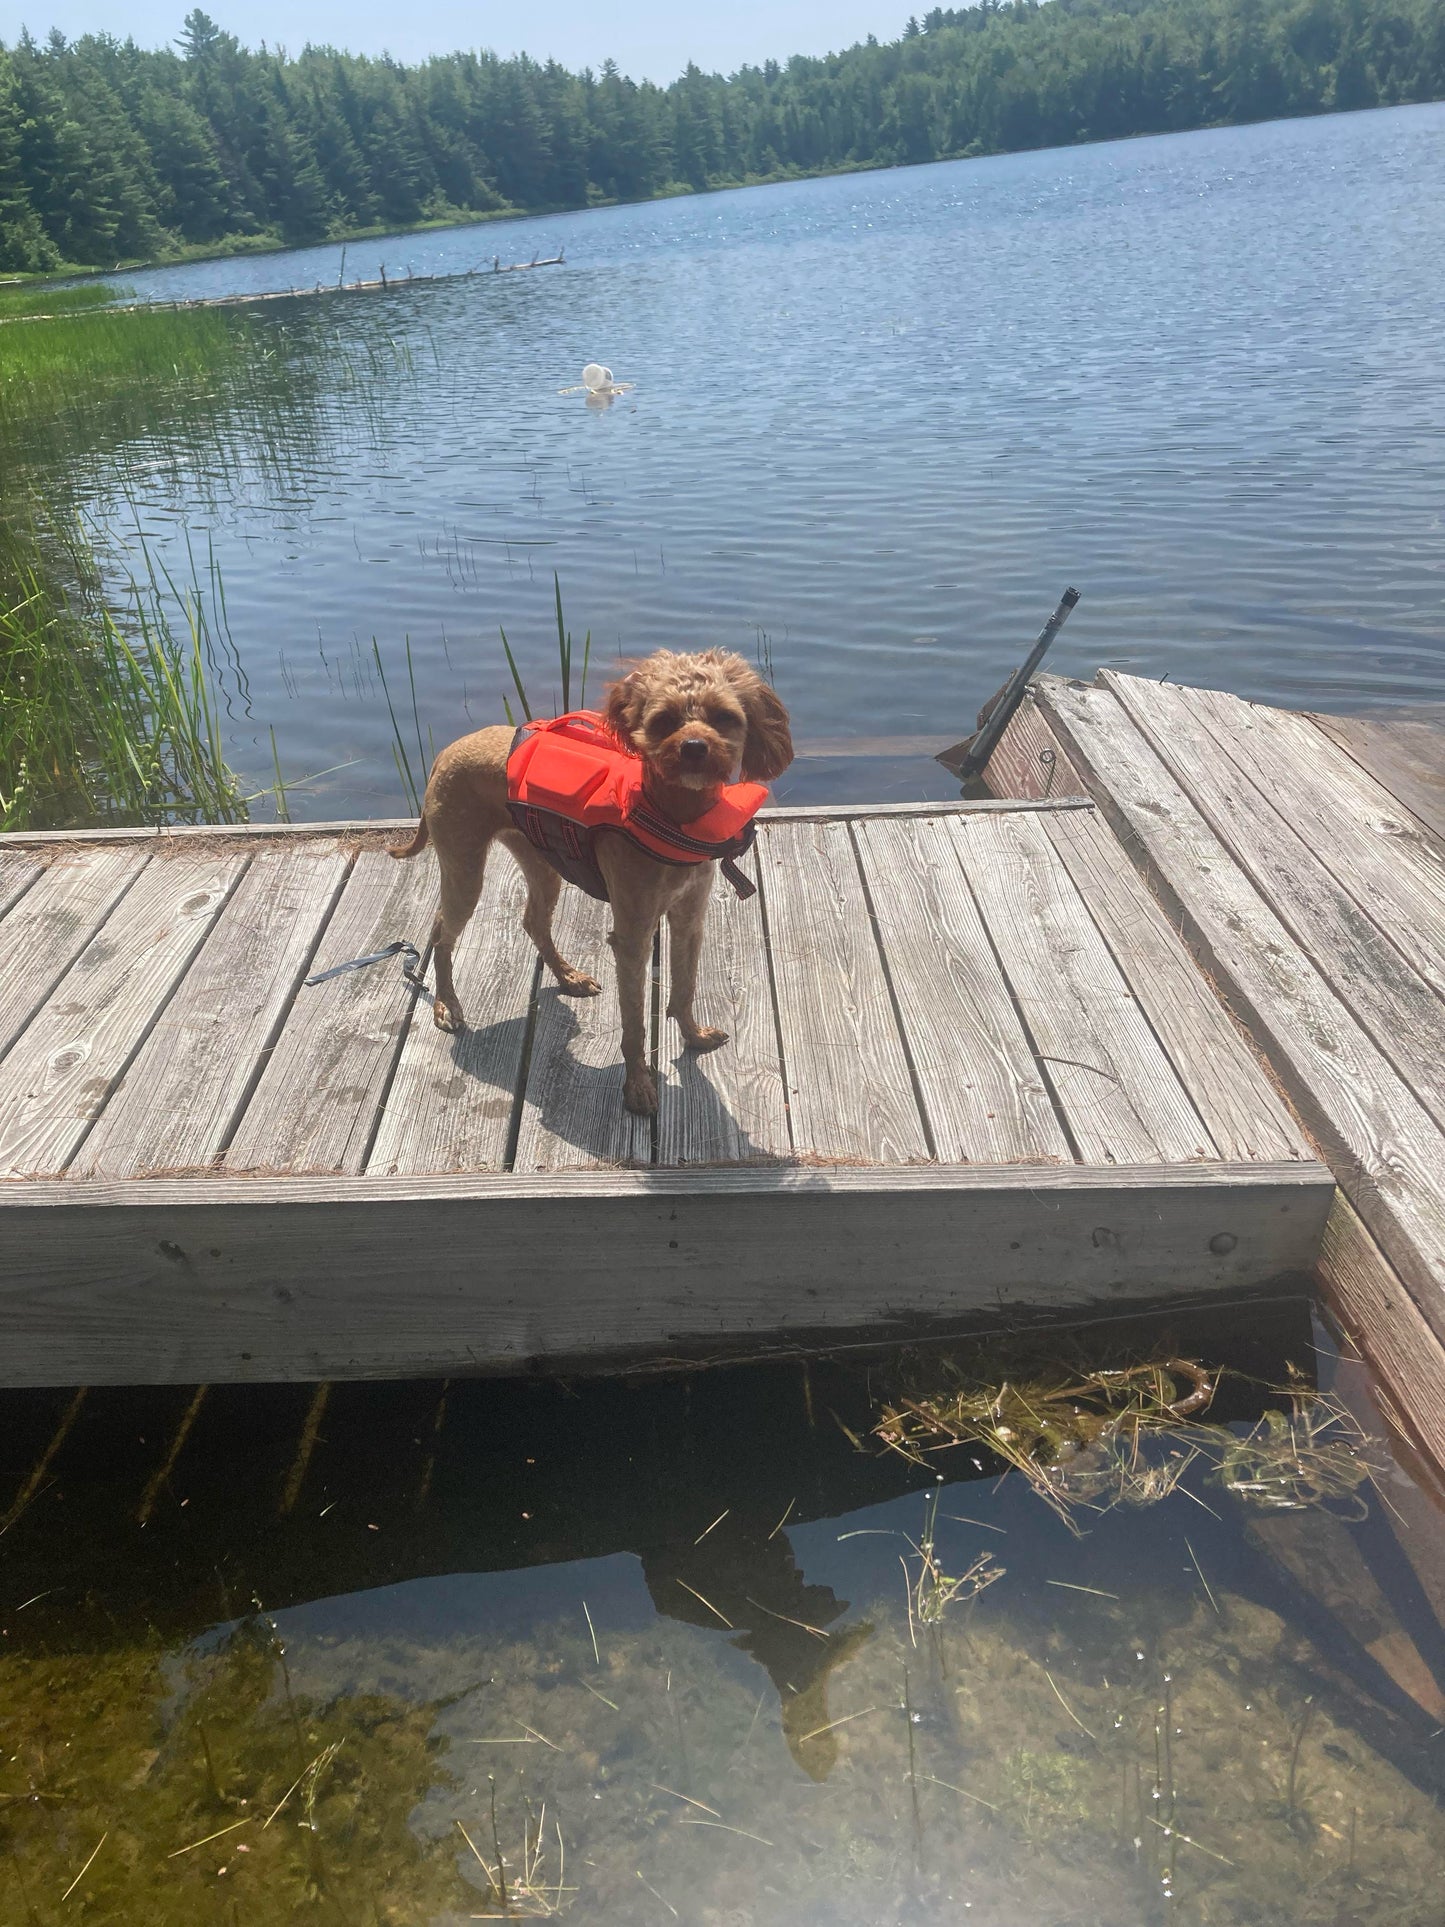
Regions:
[[603, 649, 793, 791]]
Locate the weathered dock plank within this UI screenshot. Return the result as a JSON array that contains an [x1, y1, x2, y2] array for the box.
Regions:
[[1040, 807, 1311, 1164], [1175, 684, 1445, 998], [655, 862, 791, 1165], [0, 850, 43, 921], [957, 809, 1213, 1164], [226, 849, 433, 1174], [1310, 708, 1445, 846], [1036, 672, 1445, 1334], [1111, 677, 1445, 1114], [0, 781, 1351, 1386], [0, 848, 146, 1062], [0, 1161, 1332, 1385], [759, 818, 930, 1162], [853, 814, 1069, 1164], [511, 886, 651, 1171], [72, 845, 350, 1177], [1315, 1193, 1445, 1479], [0, 854, 244, 1178], [368, 851, 537, 1175]]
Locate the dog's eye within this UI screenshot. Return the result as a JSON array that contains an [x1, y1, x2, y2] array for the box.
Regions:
[[649, 708, 682, 736], [705, 706, 744, 733]]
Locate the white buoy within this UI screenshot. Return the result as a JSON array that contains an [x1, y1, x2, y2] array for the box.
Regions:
[[559, 362, 634, 400]]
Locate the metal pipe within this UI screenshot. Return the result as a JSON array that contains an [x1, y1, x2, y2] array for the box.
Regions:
[[953, 587, 1080, 784]]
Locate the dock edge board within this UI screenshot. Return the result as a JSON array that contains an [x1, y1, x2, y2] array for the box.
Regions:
[[0, 1160, 1333, 1385]]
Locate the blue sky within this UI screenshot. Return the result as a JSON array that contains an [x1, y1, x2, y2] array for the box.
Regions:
[[0, 0, 908, 80]]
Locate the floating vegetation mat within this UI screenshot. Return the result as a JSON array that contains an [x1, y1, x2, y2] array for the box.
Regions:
[[876, 1359, 1384, 1531]]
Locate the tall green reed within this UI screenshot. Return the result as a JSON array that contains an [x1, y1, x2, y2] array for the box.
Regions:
[[378, 573, 591, 810], [0, 510, 246, 831]]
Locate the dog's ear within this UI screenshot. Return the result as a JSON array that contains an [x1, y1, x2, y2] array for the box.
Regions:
[[734, 669, 794, 783], [602, 664, 649, 748]]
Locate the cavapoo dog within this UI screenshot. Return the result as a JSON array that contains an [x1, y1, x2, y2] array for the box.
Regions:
[[390, 649, 793, 1115]]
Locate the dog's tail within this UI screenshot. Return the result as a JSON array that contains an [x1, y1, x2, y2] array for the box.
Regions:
[[389, 815, 429, 860]]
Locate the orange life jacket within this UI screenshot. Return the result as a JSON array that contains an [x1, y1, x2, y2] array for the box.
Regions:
[[506, 711, 768, 903]]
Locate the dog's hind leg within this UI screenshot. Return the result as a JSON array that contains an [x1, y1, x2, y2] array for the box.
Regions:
[[498, 832, 601, 997]]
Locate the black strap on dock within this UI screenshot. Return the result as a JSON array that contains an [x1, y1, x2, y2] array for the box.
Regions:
[[304, 940, 426, 992]]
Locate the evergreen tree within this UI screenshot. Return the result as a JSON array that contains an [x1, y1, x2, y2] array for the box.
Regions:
[[0, 0, 1440, 269], [0, 45, 58, 269]]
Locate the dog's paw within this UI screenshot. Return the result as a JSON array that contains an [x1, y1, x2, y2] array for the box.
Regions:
[[433, 999, 466, 1034], [682, 1024, 729, 1054], [623, 1066, 658, 1116], [557, 970, 602, 998]]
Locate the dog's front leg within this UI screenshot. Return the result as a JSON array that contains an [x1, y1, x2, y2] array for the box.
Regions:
[[610, 920, 658, 1115], [667, 869, 728, 1053]]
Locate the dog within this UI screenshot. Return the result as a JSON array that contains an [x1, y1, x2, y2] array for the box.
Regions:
[[389, 649, 792, 1115]]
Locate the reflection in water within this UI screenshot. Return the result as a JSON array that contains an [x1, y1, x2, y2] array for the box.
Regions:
[[5, 1309, 1445, 1919]]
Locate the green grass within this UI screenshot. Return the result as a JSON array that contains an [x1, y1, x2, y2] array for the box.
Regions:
[[0, 303, 273, 446], [0, 281, 127, 321], [1, 511, 246, 831]]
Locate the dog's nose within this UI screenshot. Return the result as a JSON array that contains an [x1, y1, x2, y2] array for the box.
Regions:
[[680, 738, 709, 766]]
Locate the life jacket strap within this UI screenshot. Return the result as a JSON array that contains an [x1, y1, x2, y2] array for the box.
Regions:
[[721, 855, 757, 900]]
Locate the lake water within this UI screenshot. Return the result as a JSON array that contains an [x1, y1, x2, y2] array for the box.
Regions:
[[7, 1305, 1445, 1923], [53, 99, 1445, 816]]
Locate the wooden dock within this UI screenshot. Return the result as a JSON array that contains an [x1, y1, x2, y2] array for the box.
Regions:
[[0, 793, 1329, 1386], [981, 672, 1445, 1475]]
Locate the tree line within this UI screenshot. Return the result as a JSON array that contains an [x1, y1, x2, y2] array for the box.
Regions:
[[2, 0, 1442, 272]]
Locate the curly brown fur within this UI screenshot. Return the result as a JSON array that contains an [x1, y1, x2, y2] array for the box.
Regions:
[[391, 649, 793, 1115]]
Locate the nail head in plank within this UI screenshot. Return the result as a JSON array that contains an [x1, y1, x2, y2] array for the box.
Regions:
[[1036, 673, 1445, 1325], [954, 809, 1213, 1164], [70, 845, 351, 1178], [759, 818, 929, 1163], [368, 850, 538, 1175], [511, 887, 651, 1171], [1041, 807, 1312, 1163], [1104, 673, 1445, 1135], [0, 849, 146, 1063], [225, 849, 435, 1175], [656, 870, 790, 1165], [0, 1162, 1332, 1386], [853, 814, 1070, 1164], [0, 854, 244, 1178]]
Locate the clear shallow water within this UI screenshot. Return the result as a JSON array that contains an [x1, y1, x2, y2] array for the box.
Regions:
[[42, 100, 1445, 816], [5, 1306, 1445, 1923]]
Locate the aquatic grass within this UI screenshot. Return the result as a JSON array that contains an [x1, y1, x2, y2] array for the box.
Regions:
[[380, 578, 594, 810], [1214, 1396, 1382, 1517], [372, 636, 426, 813], [0, 511, 246, 830], [875, 1358, 1382, 1532], [902, 1489, 1005, 1628], [0, 281, 125, 321], [0, 304, 265, 445]]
